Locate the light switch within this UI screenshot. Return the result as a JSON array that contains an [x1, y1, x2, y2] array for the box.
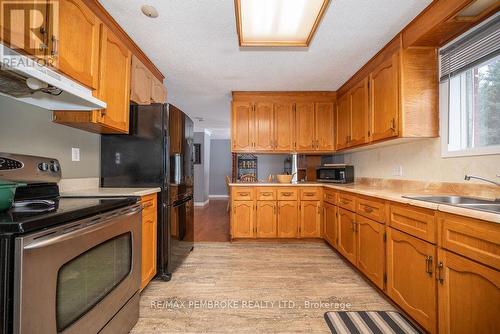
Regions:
[[72, 147, 80, 162]]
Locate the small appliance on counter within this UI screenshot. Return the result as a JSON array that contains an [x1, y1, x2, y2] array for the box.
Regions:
[[0, 153, 141, 334], [316, 164, 354, 183]]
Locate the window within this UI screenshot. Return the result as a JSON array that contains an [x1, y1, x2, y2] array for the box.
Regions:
[[440, 15, 500, 157]]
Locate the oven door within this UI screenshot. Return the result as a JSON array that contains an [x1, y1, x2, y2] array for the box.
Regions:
[[14, 204, 141, 334]]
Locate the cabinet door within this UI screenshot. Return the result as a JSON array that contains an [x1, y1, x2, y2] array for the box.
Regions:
[[151, 78, 167, 103], [277, 201, 298, 238], [141, 212, 157, 289], [0, 0, 48, 58], [295, 102, 315, 151], [300, 201, 321, 238], [337, 208, 357, 264], [349, 77, 369, 146], [130, 55, 152, 105], [387, 228, 437, 333], [232, 201, 255, 238], [324, 202, 338, 248], [335, 93, 350, 150], [370, 53, 399, 141], [232, 102, 254, 151], [274, 103, 295, 152], [356, 215, 385, 289], [254, 102, 274, 151], [256, 201, 277, 238], [437, 249, 500, 334], [315, 102, 335, 151], [56, 0, 101, 89], [97, 27, 131, 133]]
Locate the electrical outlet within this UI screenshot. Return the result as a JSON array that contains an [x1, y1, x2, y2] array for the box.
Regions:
[[392, 165, 403, 177], [72, 147, 80, 162]]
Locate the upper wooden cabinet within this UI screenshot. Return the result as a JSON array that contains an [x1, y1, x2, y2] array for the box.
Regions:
[[53, 26, 131, 133], [55, 0, 101, 90], [231, 92, 336, 153], [336, 36, 438, 151], [130, 55, 167, 105]]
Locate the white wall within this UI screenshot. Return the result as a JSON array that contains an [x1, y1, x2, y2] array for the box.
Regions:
[[344, 138, 500, 183], [193, 131, 211, 203]]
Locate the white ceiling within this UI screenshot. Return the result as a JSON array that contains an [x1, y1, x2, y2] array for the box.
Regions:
[[100, 0, 432, 135]]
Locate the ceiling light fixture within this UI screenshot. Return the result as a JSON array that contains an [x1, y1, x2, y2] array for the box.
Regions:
[[141, 5, 159, 18], [234, 0, 330, 47]]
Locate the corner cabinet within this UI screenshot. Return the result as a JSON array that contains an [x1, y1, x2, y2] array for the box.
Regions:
[[53, 26, 131, 133]]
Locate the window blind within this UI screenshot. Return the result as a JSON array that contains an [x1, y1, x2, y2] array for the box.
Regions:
[[440, 14, 500, 82]]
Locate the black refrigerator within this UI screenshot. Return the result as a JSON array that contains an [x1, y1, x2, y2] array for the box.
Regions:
[[101, 103, 194, 281]]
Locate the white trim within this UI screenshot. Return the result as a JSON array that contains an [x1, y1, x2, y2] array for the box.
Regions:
[[194, 200, 209, 207], [209, 194, 229, 199]]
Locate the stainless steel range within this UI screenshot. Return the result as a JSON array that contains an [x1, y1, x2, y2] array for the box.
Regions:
[[0, 153, 142, 334]]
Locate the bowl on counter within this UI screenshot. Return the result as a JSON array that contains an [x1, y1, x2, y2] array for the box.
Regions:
[[0, 182, 24, 211], [276, 174, 294, 184]]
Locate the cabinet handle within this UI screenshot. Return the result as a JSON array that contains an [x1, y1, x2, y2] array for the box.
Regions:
[[261, 192, 272, 196], [390, 118, 396, 132], [425, 256, 433, 276], [436, 261, 444, 284], [363, 206, 374, 213], [282, 192, 292, 196], [304, 192, 315, 196], [238, 192, 250, 196], [51, 35, 58, 56]]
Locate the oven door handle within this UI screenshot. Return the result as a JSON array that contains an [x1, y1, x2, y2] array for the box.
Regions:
[[23, 205, 142, 250]]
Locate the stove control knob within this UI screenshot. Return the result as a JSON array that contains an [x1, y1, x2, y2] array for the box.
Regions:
[[38, 162, 49, 171], [50, 163, 60, 173]]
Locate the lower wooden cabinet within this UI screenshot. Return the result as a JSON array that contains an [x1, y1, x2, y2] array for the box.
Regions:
[[386, 227, 437, 333], [277, 201, 299, 238], [323, 202, 337, 247], [437, 249, 500, 334], [256, 201, 277, 238], [356, 215, 385, 289], [337, 208, 357, 264], [232, 201, 255, 238], [300, 200, 321, 238], [140, 194, 157, 290]]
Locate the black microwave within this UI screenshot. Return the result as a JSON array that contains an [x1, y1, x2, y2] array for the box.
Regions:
[[316, 165, 354, 183]]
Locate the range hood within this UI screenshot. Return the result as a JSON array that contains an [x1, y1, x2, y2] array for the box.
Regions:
[[0, 44, 106, 110]]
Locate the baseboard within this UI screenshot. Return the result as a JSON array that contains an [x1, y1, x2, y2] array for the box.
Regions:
[[209, 195, 229, 199], [194, 200, 209, 207]]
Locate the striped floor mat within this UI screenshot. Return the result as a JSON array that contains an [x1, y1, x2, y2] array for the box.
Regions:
[[324, 311, 423, 334]]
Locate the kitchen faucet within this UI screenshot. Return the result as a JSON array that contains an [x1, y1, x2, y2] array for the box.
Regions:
[[464, 174, 500, 187]]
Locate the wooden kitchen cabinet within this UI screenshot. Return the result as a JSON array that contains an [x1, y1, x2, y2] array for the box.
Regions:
[[349, 78, 369, 146], [55, 0, 101, 89], [370, 52, 400, 142], [140, 194, 157, 290], [53, 26, 131, 133], [315, 102, 335, 151], [295, 102, 316, 151], [130, 55, 153, 104], [231, 200, 255, 238], [356, 215, 385, 289], [323, 202, 338, 248], [231, 102, 254, 151], [300, 201, 321, 238], [254, 102, 274, 150], [386, 227, 437, 333], [335, 93, 350, 150], [151, 77, 167, 103], [274, 103, 295, 151], [337, 208, 357, 265], [256, 201, 277, 238], [437, 249, 500, 334], [277, 201, 299, 238]]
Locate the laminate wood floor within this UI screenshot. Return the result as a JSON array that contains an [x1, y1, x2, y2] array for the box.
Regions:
[[132, 242, 394, 333], [194, 200, 230, 242]]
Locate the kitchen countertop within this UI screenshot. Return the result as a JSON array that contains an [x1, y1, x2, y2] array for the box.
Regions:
[[61, 187, 161, 198], [229, 182, 500, 223]]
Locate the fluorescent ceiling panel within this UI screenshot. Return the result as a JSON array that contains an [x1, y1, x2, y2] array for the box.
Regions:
[[235, 0, 330, 46]]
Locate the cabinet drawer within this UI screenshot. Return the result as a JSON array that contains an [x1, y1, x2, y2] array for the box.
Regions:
[[232, 188, 254, 200], [256, 188, 276, 201], [356, 195, 386, 223], [300, 187, 322, 201], [438, 212, 500, 269], [277, 188, 298, 201], [390, 203, 436, 243], [337, 192, 356, 211], [141, 194, 157, 216], [323, 188, 337, 205]]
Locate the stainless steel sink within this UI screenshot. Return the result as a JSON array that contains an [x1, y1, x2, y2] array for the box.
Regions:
[[403, 196, 500, 214]]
